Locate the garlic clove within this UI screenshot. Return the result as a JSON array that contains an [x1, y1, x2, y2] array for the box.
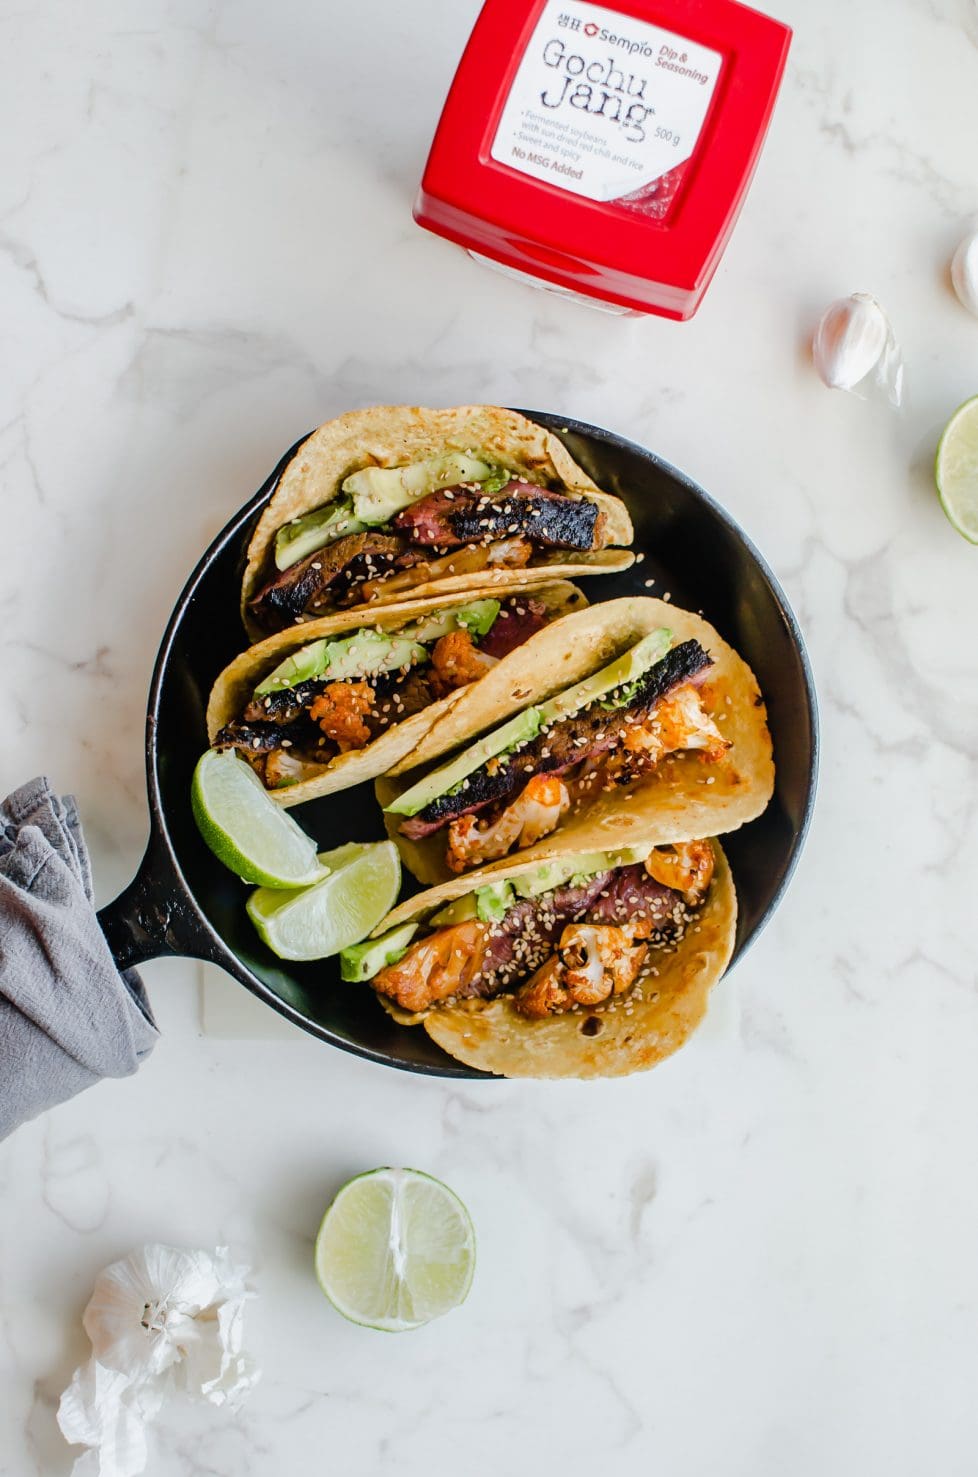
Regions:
[[812, 291, 903, 406], [951, 231, 978, 318]]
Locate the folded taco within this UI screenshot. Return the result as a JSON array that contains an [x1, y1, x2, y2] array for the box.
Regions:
[[207, 583, 586, 803], [338, 838, 736, 1079], [241, 405, 633, 638], [378, 597, 774, 885]]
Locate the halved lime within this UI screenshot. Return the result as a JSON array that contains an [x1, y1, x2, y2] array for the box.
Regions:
[[314, 1168, 475, 1331], [936, 395, 978, 543], [191, 749, 325, 888], [246, 840, 401, 960]]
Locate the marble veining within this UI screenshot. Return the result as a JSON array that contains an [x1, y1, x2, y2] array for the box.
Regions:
[[2, 0, 978, 1473]]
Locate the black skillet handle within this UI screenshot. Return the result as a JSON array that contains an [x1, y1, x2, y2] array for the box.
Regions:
[[97, 826, 224, 972]]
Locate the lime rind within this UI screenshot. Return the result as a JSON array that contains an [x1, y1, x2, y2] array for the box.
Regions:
[[314, 1168, 476, 1332], [191, 749, 325, 888], [935, 394, 978, 544]]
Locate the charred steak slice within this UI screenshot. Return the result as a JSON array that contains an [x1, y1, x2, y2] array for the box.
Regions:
[[393, 482, 600, 552], [213, 717, 318, 755], [242, 679, 325, 724], [626, 638, 712, 708], [476, 596, 548, 659], [584, 864, 685, 937], [398, 765, 520, 841], [248, 532, 405, 630]]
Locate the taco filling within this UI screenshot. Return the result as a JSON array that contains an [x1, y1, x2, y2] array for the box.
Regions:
[[340, 840, 715, 1019], [247, 450, 610, 633], [385, 630, 728, 872], [214, 595, 552, 789]]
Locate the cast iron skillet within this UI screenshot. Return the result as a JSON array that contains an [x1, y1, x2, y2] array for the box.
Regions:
[[97, 411, 818, 1078]]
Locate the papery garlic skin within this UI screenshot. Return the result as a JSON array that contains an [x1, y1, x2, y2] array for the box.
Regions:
[[812, 292, 904, 406], [80, 1244, 251, 1386], [58, 1245, 258, 1477], [951, 232, 978, 318]]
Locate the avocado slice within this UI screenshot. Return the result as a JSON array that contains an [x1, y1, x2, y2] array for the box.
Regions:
[[255, 630, 426, 696], [430, 880, 515, 927], [475, 880, 515, 923], [455, 599, 501, 637], [343, 451, 494, 526], [255, 638, 332, 693], [339, 922, 418, 982], [510, 844, 653, 898], [324, 632, 426, 682], [434, 874, 517, 921], [274, 497, 366, 571], [402, 599, 501, 645], [429, 894, 478, 927], [384, 705, 543, 817]]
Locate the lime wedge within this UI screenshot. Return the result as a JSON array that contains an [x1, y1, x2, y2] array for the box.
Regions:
[[936, 395, 978, 543], [246, 840, 401, 960], [314, 1168, 475, 1331], [191, 749, 325, 888]]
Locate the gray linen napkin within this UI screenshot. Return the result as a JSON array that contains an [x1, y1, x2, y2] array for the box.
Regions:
[[0, 777, 159, 1141]]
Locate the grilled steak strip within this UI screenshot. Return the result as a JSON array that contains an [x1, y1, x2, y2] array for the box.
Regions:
[[241, 667, 434, 728], [393, 482, 599, 552], [213, 717, 320, 756], [585, 866, 683, 934], [242, 678, 326, 724], [400, 765, 520, 840], [248, 532, 406, 630], [477, 596, 548, 659], [400, 639, 712, 839], [628, 638, 712, 707]]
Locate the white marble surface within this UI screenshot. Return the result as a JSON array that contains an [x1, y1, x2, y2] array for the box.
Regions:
[[3, 1, 978, 1472]]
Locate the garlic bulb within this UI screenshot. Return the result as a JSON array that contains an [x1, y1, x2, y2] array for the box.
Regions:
[[951, 231, 978, 318], [812, 291, 904, 406], [58, 1245, 258, 1477]]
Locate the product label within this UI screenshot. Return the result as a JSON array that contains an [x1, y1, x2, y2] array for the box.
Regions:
[[491, 0, 723, 218]]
